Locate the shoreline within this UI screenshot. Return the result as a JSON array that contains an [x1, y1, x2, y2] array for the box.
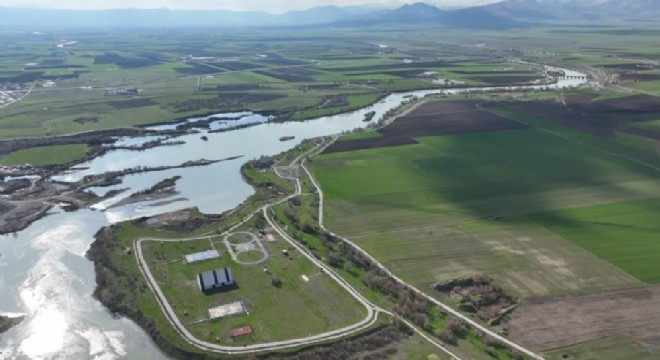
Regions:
[[83, 94, 433, 359], [0, 157, 240, 235]]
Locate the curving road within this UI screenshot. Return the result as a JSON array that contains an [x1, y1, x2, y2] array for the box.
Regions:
[[300, 137, 545, 360], [132, 139, 460, 358]]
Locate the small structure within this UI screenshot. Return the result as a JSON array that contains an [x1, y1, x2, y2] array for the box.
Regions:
[[265, 233, 276, 242], [208, 301, 245, 319], [104, 88, 138, 96], [185, 249, 220, 264], [254, 155, 275, 169], [198, 267, 234, 291], [230, 325, 253, 338]]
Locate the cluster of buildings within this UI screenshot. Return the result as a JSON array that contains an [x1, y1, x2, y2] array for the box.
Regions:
[[185, 249, 252, 338], [0, 83, 27, 107]]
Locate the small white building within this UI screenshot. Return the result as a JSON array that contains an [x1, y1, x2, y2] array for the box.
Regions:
[[198, 267, 234, 291]]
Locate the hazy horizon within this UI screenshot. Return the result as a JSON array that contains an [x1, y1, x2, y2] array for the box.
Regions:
[[0, 0, 502, 13]]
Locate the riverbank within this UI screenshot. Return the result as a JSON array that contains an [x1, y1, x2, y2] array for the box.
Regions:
[[0, 127, 191, 178], [0, 315, 24, 334], [87, 140, 384, 359], [86, 129, 504, 359], [3, 64, 588, 358], [0, 158, 238, 235]]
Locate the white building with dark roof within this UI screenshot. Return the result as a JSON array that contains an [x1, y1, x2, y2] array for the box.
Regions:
[[198, 267, 234, 291]]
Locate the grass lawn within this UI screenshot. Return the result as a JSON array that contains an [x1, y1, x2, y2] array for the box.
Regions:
[[142, 222, 367, 345], [531, 197, 660, 284], [388, 333, 453, 360], [0, 143, 89, 166]]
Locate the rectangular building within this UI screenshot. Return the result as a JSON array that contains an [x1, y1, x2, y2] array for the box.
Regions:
[[198, 267, 234, 291], [185, 249, 220, 263], [230, 325, 253, 338], [208, 301, 245, 320]]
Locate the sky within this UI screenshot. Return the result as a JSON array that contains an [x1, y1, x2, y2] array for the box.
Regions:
[[0, 0, 502, 13]]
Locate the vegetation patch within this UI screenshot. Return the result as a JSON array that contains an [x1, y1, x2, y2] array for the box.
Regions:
[[0, 144, 89, 166], [94, 52, 162, 68], [434, 275, 517, 323], [471, 75, 543, 86], [108, 98, 158, 109]]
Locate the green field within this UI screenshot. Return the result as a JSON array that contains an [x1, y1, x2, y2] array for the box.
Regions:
[[310, 108, 660, 296], [531, 197, 660, 284], [1, 26, 591, 140], [547, 336, 657, 360], [337, 130, 383, 141], [0, 143, 88, 166], [315, 130, 660, 215]]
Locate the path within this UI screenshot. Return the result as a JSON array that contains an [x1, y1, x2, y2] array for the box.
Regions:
[[132, 139, 460, 358], [0, 87, 32, 109], [301, 137, 546, 360]]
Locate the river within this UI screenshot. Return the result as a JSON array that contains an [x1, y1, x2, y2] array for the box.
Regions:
[[0, 71, 586, 359]]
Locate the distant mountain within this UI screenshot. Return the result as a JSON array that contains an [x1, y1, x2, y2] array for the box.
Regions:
[[1, 1, 656, 30], [484, 0, 660, 22], [439, 7, 524, 29], [385, 3, 446, 21], [340, 2, 522, 29], [0, 3, 522, 29], [0, 7, 357, 28]]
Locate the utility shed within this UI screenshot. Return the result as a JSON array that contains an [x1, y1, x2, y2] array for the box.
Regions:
[[198, 267, 234, 291], [230, 325, 253, 338]]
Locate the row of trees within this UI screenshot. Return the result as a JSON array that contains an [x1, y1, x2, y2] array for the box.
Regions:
[[260, 323, 411, 360]]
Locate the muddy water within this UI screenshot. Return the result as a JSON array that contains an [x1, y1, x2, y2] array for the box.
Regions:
[[0, 70, 586, 359]]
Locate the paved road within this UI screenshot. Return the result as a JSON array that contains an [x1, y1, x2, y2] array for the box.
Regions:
[[301, 137, 546, 360], [132, 140, 460, 358]]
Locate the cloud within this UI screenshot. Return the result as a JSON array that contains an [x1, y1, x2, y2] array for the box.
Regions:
[[0, 0, 501, 13]]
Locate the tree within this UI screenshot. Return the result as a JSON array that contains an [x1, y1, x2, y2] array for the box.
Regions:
[[327, 252, 344, 268], [271, 276, 282, 288], [435, 329, 457, 345], [447, 317, 469, 337]]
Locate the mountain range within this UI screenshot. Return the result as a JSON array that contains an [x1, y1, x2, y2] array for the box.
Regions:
[[486, 0, 660, 22], [0, 0, 658, 29]]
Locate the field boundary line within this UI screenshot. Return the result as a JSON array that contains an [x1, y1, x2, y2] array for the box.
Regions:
[[481, 103, 660, 174], [302, 137, 546, 360], [130, 139, 461, 358]]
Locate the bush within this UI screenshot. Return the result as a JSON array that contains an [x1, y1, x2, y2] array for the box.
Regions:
[[435, 329, 457, 345], [271, 276, 282, 288], [447, 318, 470, 337]]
